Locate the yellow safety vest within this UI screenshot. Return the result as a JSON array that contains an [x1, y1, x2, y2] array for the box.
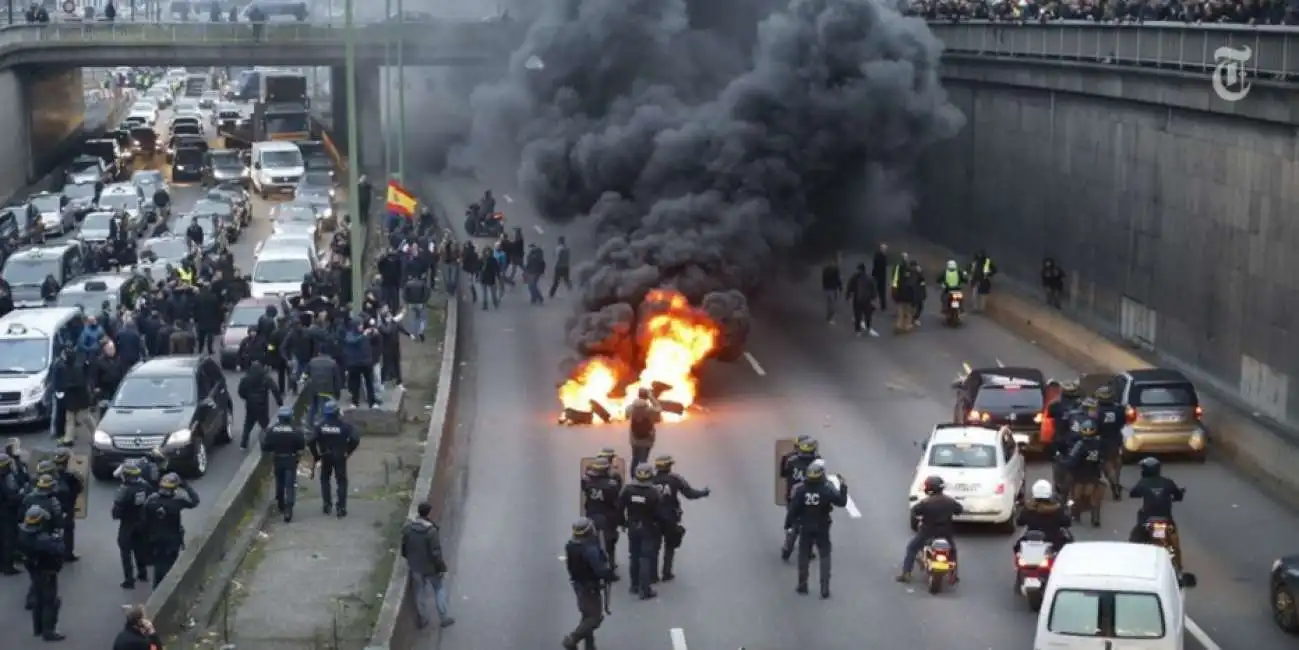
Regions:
[[892, 264, 902, 289], [983, 258, 992, 274], [177, 268, 194, 284], [944, 269, 961, 289]]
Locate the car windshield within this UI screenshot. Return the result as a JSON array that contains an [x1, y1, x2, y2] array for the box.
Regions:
[[132, 170, 164, 185], [175, 101, 198, 113], [211, 154, 242, 169], [130, 103, 152, 112], [301, 171, 331, 187], [175, 149, 203, 165], [56, 289, 119, 313], [254, 258, 311, 283], [0, 338, 50, 373], [144, 238, 190, 260], [3, 258, 59, 285], [30, 196, 60, 213], [974, 387, 1043, 411], [275, 205, 314, 222], [1131, 382, 1196, 408], [266, 113, 309, 134], [927, 442, 998, 469], [69, 159, 97, 172], [113, 375, 196, 408], [228, 305, 265, 327], [194, 199, 231, 217], [63, 184, 97, 201], [99, 194, 138, 212], [262, 150, 302, 167], [82, 212, 113, 231]]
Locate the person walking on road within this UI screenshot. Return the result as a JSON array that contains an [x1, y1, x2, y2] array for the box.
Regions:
[[401, 502, 456, 630]]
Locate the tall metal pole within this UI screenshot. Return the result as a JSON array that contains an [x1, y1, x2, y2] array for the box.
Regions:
[[395, 0, 405, 181], [382, 0, 392, 180], [344, 0, 363, 310]]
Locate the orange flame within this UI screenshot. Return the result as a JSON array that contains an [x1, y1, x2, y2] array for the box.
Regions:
[[558, 289, 719, 423]]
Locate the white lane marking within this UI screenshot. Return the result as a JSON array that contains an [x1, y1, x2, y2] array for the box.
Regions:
[[1186, 616, 1223, 650], [995, 358, 1005, 367], [669, 628, 688, 650], [743, 352, 766, 376], [534, 224, 545, 234], [503, 194, 514, 203], [844, 494, 862, 518]]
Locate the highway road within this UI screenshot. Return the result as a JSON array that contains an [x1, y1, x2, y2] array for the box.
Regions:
[[0, 106, 286, 646], [426, 176, 1296, 650]]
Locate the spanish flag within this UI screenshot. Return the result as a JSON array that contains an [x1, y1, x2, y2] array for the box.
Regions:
[[386, 179, 417, 218]]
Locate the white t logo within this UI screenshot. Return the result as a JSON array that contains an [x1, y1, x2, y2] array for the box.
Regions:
[[1212, 46, 1252, 102]]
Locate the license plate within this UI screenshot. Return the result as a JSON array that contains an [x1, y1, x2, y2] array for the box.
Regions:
[[930, 561, 949, 571], [950, 300, 959, 308], [1013, 433, 1031, 446], [1151, 527, 1167, 539], [1150, 413, 1182, 423], [1022, 577, 1042, 589], [952, 483, 977, 492]]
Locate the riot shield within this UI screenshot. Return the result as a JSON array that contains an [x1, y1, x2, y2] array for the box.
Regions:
[[27, 449, 89, 519], [774, 438, 797, 506], [579, 456, 626, 515]]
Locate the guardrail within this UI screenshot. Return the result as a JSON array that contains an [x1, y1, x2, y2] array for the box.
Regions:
[[0, 19, 512, 46], [929, 21, 1299, 77]]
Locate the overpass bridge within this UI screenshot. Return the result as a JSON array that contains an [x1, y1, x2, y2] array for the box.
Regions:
[[915, 20, 1299, 430]]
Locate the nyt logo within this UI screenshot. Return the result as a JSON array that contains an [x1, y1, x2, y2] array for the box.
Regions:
[[1212, 46, 1253, 102]]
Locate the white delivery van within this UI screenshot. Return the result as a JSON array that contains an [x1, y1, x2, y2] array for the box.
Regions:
[[1035, 541, 1194, 649], [250, 141, 305, 199]]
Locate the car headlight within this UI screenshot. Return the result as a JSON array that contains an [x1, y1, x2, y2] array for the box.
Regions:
[[166, 428, 192, 446], [23, 383, 44, 400], [93, 430, 111, 445], [242, 168, 250, 178], [329, 188, 336, 198]]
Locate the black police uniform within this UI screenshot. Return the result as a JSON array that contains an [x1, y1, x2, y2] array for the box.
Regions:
[[788, 476, 848, 596], [1067, 434, 1105, 525], [580, 471, 623, 573], [21, 486, 64, 533], [649, 469, 709, 580], [143, 482, 200, 586], [1128, 474, 1185, 540], [111, 475, 153, 586], [903, 493, 963, 576], [563, 530, 613, 650], [18, 516, 65, 640], [53, 465, 83, 560], [779, 451, 819, 559], [617, 479, 671, 598], [1094, 399, 1126, 498], [0, 463, 22, 574], [309, 417, 359, 516], [1014, 499, 1073, 552], [262, 420, 307, 519], [238, 365, 283, 447]]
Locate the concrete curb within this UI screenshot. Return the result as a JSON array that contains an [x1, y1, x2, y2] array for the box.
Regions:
[[906, 238, 1299, 511], [363, 184, 464, 650]]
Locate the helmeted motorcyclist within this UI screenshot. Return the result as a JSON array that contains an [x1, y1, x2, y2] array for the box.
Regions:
[[1014, 479, 1073, 553], [937, 260, 967, 313], [1128, 457, 1186, 571], [898, 475, 963, 583]]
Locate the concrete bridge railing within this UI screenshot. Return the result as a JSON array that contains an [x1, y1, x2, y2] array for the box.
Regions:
[[0, 19, 501, 47], [930, 21, 1299, 78]]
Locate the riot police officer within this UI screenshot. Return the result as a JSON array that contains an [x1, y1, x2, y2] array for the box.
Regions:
[[262, 406, 306, 522], [308, 400, 359, 517], [563, 517, 614, 650], [1093, 384, 1126, 500], [0, 453, 23, 575], [595, 447, 623, 491], [649, 455, 710, 581], [111, 459, 153, 588], [144, 473, 200, 586], [21, 468, 64, 532], [1047, 381, 1083, 497], [779, 436, 820, 561], [617, 462, 671, 599], [51, 447, 82, 561], [18, 506, 65, 641], [580, 457, 622, 579], [788, 459, 848, 598], [1067, 420, 1105, 526]]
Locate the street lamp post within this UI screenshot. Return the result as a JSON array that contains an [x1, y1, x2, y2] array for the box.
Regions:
[[383, 0, 392, 180], [344, 0, 363, 308], [396, 0, 405, 181]]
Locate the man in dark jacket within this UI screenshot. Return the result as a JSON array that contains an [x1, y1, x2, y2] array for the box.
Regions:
[[343, 323, 377, 409], [303, 352, 343, 426], [524, 243, 546, 305], [844, 263, 879, 337], [402, 275, 431, 341], [478, 244, 500, 311], [51, 348, 95, 446], [114, 317, 145, 368], [112, 605, 163, 650], [192, 283, 223, 355], [871, 243, 889, 312], [168, 320, 196, 354], [237, 361, 284, 449], [401, 502, 455, 629]]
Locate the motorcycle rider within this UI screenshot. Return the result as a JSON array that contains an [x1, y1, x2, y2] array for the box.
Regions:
[[1067, 419, 1105, 527], [898, 475, 963, 584], [580, 457, 623, 581], [1014, 479, 1073, 553], [1093, 384, 1126, 500], [787, 459, 847, 598], [1128, 457, 1187, 571], [779, 436, 820, 561], [937, 260, 967, 317], [649, 455, 710, 582]]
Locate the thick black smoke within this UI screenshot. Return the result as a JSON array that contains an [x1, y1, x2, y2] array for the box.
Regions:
[[462, 0, 963, 365]]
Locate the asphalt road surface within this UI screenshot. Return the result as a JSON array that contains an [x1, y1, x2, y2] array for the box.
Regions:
[[427, 178, 1296, 650], [0, 107, 288, 646]]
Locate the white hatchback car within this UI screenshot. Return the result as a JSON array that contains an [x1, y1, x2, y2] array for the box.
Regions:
[[908, 424, 1026, 533]]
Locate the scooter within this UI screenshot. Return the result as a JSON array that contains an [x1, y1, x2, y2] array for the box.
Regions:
[[1014, 532, 1055, 611], [943, 290, 964, 327], [918, 537, 956, 594]]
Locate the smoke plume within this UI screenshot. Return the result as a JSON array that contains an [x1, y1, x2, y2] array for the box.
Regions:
[[461, 0, 963, 365]]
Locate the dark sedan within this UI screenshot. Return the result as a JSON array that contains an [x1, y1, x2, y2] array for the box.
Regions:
[[90, 356, 234, 480]]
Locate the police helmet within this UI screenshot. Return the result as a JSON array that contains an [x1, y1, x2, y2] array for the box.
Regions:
[[160, 473, 181, 490], [571, 517, 595, 537], [1094, 385, 1114, 401], [35, 459, 56, 475], [797, 437, 818, 454], [1139, 456, 1161, 477], [0, 452, 10, 469], [653, 455, 674, 472], [632, 463, 654, 482], [585, 458, 610, 477], [321, 400, 340, 418], [277, 406, 294, 423], [1078, 420, 1098, 437], [1061, 381, 1080, 398], [596, 447, 617, 461], [23, 505, 48, 526], [1030, 479, 1053, 501], [120, 459, 143, 477], [923, 475, 945, 494], [805, 459, 827, 481], [52, 447, 72, 466], [34, 473, 55, 490]]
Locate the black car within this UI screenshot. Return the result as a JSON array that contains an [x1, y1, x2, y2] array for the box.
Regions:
[[172, 146, 207, 182], [90, 356, 233, 481], [295, 140, 334, 177], [129, 126, 158, 156], [166, 134, 208, 163], [952, 365, 1047, 450]]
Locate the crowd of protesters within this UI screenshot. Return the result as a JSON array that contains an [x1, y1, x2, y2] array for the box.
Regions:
[[907, 0, 1299, 25]]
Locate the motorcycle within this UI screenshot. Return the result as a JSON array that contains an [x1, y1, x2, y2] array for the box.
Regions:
[[943, 289, 964, 327], [1014, 532, 1055, 611], [917, 537, 956, 594], [464, 209, 505, 238]]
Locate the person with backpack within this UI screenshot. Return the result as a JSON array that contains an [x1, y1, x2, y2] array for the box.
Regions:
[[624, 388, 662, 470]]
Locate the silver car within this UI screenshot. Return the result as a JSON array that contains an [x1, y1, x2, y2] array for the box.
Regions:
[[29, 192, 76, 236], [77, 211, 116, 245], [67, 156, 105, 185], [60, 182, 99, 217], [269, 202, 317, 238], [137, 235, 192, 276]]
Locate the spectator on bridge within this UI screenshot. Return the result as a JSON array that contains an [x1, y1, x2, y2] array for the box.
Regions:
[[104, 1, 116, 21], [209, 1, 220, 21]]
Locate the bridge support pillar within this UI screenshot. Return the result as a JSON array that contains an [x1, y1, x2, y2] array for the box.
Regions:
[[329, 64, 383, 177]]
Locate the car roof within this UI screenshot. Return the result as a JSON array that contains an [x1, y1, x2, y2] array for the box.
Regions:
[[256, 141, 300, 152], [1053, 542, 1163, 582], [9, 243, 75, 259], [61, 273, 130, 294], [101, 183, 137, 194], [129, 356, 203, 378], [928, 423, 1005, 446], [970, 367, 1044, 389], [236, 297, 282, 309], [1127, 368, 1190, 384], [0, 307, 81, 338], [257, 246, 313, 261]]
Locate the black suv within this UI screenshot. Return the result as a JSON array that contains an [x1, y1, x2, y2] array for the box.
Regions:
[[952, 365, 1047, 451]]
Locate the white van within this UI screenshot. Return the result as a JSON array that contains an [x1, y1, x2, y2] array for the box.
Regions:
[[250, 141, 305, 199], [0, 308, 84, 425], [251, 247, 317, 299], [1035, 541, 1193, 649]]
